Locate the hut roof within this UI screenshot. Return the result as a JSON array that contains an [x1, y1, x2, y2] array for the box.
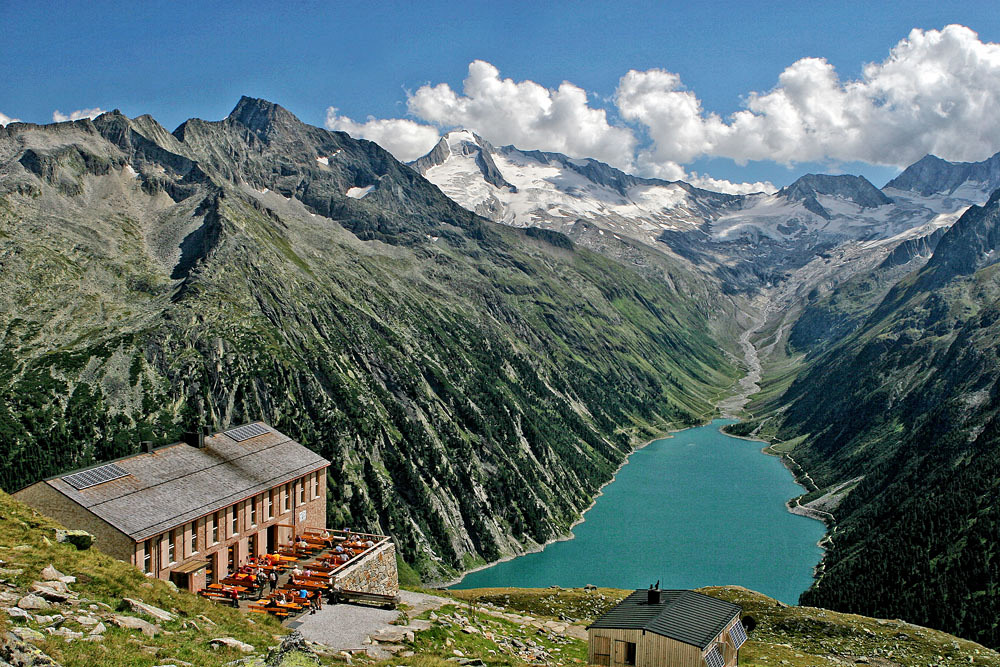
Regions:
[[35, 423, 329, 541], [588, 589, 741, 650]]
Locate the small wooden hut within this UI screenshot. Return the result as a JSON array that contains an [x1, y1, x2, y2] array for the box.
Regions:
[[587, 588, 746, 667]]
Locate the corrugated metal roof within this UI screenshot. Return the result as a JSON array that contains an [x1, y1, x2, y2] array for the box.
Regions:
[[588, 589, 741, 650], [44, 423, 329, 541]]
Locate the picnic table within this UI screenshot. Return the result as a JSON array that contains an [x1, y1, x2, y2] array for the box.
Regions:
[[289, 578, 326, 591]]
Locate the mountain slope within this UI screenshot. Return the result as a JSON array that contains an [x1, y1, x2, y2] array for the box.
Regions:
[[886, 151, 1000, 198], [739, 192, 1000, 648], [0, 99, 739, 579]]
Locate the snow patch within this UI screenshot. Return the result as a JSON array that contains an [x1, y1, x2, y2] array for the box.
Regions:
[[346, 185, 375, 199], [316, 156, 329, 166]]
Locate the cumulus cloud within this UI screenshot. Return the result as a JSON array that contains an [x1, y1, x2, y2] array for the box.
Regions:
[[325, 26, 1000, 194], [52, 107, 106, 122], [686, 173, 776, 196], [0, 112, 20, 126], [325, 108, 441, 162], [407, 60, 638, 171], [618, 24, 1000, 168]]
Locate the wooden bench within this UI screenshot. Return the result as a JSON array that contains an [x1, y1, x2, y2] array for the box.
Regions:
[[332, 588, 400, 609], [248, 603, 289, 617]]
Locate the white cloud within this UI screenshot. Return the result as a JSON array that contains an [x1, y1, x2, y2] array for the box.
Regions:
[[324, 108, 440, 162], [686, 173, 776, 196], [52, 107, 106, 123], [0, 112, 20, 126], [618, 24, 1000, 168], [326, 25, 1000, 194], [407, 60, 638, 171]]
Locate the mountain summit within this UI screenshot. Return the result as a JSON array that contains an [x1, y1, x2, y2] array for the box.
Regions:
[[885, 151, 1000, 197], [778, 173, 892, 216]]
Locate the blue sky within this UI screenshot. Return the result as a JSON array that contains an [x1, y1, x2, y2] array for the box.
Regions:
[[4, 1, 1000, 190]]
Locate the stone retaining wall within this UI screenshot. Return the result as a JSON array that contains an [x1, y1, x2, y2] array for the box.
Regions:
[[333, 541, 398, 596]]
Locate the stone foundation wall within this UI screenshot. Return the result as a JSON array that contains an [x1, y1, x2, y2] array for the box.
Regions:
[[333, 541, 398, 596]]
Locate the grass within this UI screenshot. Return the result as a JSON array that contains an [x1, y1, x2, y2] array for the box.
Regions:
[[0, 489, 292, 667], [432, 586, 1000, 667]]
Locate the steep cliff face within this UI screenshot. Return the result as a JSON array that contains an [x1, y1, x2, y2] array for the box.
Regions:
[[0, 99, 738, 579]]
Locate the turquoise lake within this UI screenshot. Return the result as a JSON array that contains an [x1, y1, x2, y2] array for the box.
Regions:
[[452, 419, 826, 605]]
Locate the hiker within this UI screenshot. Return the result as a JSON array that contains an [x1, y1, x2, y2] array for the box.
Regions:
[[229, 587, 239, 608], [268, 570, 278, 592]]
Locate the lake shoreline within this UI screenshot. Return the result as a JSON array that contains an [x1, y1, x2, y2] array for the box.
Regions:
[[444, 417, 825, 603], [436, 420, 692, 589], [722, 428, 835, 527]]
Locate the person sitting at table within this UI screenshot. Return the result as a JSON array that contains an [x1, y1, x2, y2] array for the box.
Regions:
[[364, 539, 375, 548], [297, 537, 309, 549], [303, 567, 313, 578], [299, 588, 309, 603], [292, 564, 303, 577], [334, 544, 344, 553], [321, 529, 331, 540]]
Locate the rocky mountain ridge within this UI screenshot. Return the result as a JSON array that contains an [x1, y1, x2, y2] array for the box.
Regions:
[[0, 98, 740, 580]]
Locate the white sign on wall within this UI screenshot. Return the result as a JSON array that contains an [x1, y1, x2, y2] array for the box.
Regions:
[[299, 510, 307, 523]]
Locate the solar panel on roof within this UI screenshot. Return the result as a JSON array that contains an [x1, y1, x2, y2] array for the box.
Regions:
[[224, 423, 269, 442], [704, 646, 725, 667], [729, 620, 747, 649], [63, 463, 131, 490]]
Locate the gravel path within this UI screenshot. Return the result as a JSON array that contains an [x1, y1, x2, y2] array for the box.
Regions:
[[292, 590, 451, 655], [292, 603, 400, 651]]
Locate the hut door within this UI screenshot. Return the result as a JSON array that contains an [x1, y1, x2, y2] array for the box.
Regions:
[[614, 640, 636, 666]]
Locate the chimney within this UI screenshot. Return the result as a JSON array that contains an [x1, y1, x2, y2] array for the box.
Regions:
[[141, 441, 153, 454], [182, 431, 206, 449], [647, 584, 661, 605]]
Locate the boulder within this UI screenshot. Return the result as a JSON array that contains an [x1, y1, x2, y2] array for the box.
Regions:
[[370, 627, 408, 643], [263, 630, 318, 665], [4, 607, 32, 621], [89, 622, 106, 636], [33, 580, 69, 594], [30, 584, 71, 602], [16, 595, 50, 611], [110, 614, 162, 637], [121, 598, 176, 622], [40, 565, 65, 581], [55, 530, 94, 550], [45, 626, 83, 640], [10, 626, 45, 642], [406, 619, 433, 631], [33, 614, 64, 627], [208, 637, 255, 653]]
